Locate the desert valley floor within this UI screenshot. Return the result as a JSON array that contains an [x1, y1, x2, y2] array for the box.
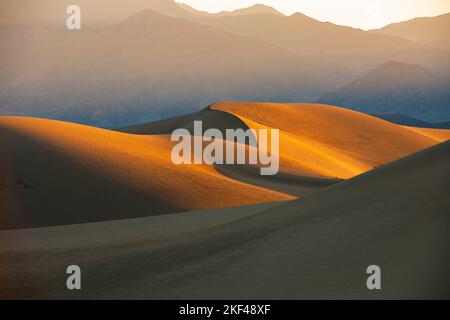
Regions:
[[0, 103, 449, 299]]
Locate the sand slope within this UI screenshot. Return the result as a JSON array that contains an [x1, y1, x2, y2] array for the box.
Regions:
[[120, 102, 450, 197], [403, 126, 450, 142], [211, 102, 448, 178], [4, 102, 447, 230], [125, 102, 446, 179], [1, 140, 448, 299], [0, 116, 291, 230]]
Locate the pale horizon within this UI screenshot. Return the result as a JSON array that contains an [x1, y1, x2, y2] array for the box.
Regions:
[[176, 0, 450, 30]]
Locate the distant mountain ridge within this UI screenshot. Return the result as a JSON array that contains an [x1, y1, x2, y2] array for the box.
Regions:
[[0, 9, 348, 128], [1, 1, 450, 127], [372, 12, 450, 52], [318, 61, 450, 122], [214, 4, 284, 17], [188, 8, 450, 78]]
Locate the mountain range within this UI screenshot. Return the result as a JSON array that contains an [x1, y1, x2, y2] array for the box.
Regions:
[[1, 0, 449, 127], [318, 62, 450, 122], [372, 12, 450, 52], [0, 9, 350, 128]]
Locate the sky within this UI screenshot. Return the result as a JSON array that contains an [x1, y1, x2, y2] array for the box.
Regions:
[[176, 0, 450, 30]]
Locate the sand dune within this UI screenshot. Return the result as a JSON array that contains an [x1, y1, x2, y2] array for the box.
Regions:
[[214, 164, 340, 197], [403, 126, 450, 142], [211, 102, 449, 178], [0, 116, 292, 230], [1, 139, 448, 299], [119, 107, 251, 135], [2, 104, 448, 230], [125, 102, 447, 179]]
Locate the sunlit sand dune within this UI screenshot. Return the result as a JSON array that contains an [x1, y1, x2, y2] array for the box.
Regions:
[[124, 102, 448, 179], [402, 126, 450, 142], [0, 116, 291, 230], [211, 102, 448, 178], [2, 103, 449, 230]]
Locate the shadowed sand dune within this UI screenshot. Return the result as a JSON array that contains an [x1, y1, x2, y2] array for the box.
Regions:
[[1, 140, 448, 299], [214, 164, 340, 197], [119, 107, 251, 135], [0, 116, 292, 230]]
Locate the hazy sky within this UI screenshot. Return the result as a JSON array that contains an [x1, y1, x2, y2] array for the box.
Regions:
[[176, 0, 450, 29]]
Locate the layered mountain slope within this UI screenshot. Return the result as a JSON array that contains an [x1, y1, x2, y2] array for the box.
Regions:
[[0, 9, 345, 128], [373, 12, 450, 51], [190, 11, 450, 76], [214, 4, 284, 17], [318, 62, 450, 122]]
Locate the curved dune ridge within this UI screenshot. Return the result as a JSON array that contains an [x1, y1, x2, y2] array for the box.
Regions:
[[211, 102, 449, 178], [1, 103, 449, 229], [402, 126, 450, 142], [0, 116, 292, 229]]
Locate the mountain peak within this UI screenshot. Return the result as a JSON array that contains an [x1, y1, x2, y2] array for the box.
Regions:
[[117, 9, 188, 31], [219, 4, 283, 17], [317, 61, 449, 121], [366, 61, 436, 84], [288, 11, 322, 24], [121, 9, 169, 23]]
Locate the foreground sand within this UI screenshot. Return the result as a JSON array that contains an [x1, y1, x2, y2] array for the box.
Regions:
[[1, 140, 448, 299]]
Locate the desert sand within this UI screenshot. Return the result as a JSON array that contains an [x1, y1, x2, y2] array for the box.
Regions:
[[6, 103, 444, 229], [403, 126, 450, 142], [1, 103, 449, 299], [125, 102, 447, 178], [0, 116, 292, 229], [1, 139, 448, 299]]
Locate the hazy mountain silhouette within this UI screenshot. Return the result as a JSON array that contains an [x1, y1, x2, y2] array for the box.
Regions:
[[0, 0, 197, 25], [0, 0, 282, 25], [373, 12, 450, 52], [0, 9, 348, 128], [2, 1, 450, 127], [318, 62, 450, 122], [190, 10, 450, 77], [215, 4, 283, 17]]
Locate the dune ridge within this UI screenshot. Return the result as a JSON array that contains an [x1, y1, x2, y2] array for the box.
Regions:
[[122, 101, 450, 181], [2, 103, 449, 229], [211, 102, 448, 178], [402, 126, 450, 142], [125, 102, 449, 179], [0, 116, 292, 230]]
